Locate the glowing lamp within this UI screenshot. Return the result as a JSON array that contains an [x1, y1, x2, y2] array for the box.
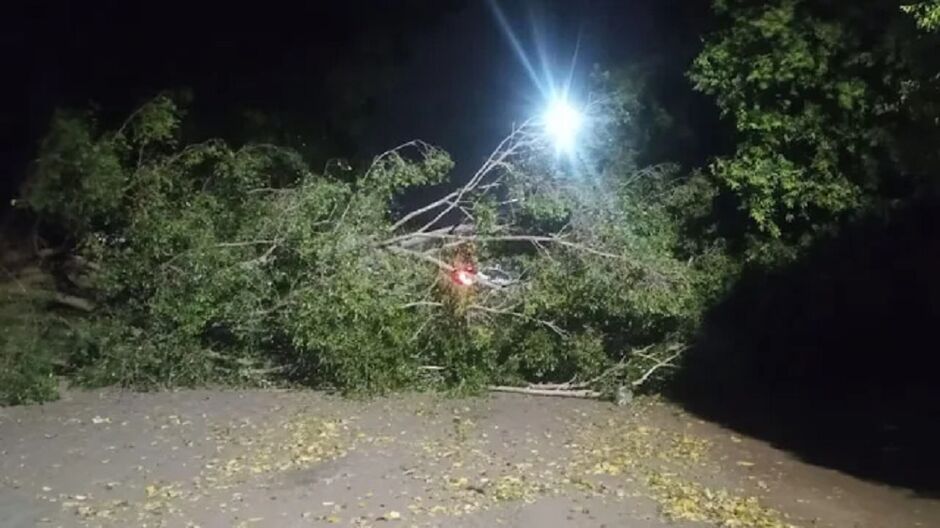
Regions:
[[543, 98, 583, 153]]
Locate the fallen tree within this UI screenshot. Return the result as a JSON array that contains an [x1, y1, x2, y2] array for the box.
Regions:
[[7, 93, 712, 401]]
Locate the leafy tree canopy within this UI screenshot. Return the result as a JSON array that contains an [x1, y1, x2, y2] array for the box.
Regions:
[[691, 0, 940, 257], [903, 1, 940, 31]]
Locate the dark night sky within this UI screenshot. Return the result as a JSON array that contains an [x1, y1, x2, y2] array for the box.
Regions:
[[0, 0, 712, 205]]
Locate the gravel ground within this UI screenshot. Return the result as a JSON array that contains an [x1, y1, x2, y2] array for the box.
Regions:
[[1, 389, 937, 528]]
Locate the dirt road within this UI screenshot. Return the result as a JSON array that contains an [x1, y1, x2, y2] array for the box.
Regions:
[[1, 389, 937, 527]]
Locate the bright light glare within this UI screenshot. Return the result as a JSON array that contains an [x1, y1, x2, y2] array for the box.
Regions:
[[543, 99, 583, 154]]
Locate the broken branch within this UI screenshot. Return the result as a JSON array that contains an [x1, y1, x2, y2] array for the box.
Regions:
[[631, 344, 686, 388], [488, 386, 602, 399]]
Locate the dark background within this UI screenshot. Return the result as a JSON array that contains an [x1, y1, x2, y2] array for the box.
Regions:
[[0, 0, 713, 208]]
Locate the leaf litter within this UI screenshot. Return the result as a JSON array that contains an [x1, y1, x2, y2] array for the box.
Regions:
[[53, 394, 799, 527]]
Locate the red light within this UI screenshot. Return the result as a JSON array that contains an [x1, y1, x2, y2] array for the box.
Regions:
[[450, 266, 476, 287]]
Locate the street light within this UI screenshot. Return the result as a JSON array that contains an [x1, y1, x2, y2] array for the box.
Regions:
[[543, 97, 584, 154]]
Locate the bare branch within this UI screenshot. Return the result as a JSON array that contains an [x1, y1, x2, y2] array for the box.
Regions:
[[214, 240, 280, 248], [409, 316, 436, 343], [390, 120, 535, 233], [488, 386, 601, 399], [524, 378, 580, 390], [467, 304, 567, 338], [631, 345, 686, 388], [389, 190, 460, 232], [389, 224, 474, 250], [382, 231, 627, 262], [51, 292, 95, 312], [240, 242, 279, 267], [364, 140, 434, 180], [401, 301, 444, 309], [115, 104, 147, 139]]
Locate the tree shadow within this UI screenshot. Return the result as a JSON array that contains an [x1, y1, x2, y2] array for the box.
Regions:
[[674, 196, 940, 496]]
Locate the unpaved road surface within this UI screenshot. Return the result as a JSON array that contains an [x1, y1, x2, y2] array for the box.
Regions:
[[1, 389, 937, 527]]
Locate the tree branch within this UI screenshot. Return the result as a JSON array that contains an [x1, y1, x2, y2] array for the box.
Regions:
[[467, 304, 567, 338], [488, 386, 601, 399], [389, 120, 535, 233], [51, 292, 95, 312], [401, 301, 444, 309], [382, 231, 626, 262], [631, 345, 686, 388]]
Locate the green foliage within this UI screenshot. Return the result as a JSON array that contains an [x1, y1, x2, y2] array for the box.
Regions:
[[363, 141, 454, 197], [691, 0, 873, 240], [692, 0, 940, 256], [0, 279, 68, 405], [27, 112, 126, 234], [0, 315, 59, 405], [11, 82, 722, 401], [903, 1, 940, 32], [10, 1, 940, 407]]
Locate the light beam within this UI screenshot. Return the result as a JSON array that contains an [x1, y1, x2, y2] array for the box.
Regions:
[[543, 98, 584, 154]]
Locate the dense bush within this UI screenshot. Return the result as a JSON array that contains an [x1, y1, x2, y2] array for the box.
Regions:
[[0, 266, 74, 405], [0, 301, 60, 405]]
